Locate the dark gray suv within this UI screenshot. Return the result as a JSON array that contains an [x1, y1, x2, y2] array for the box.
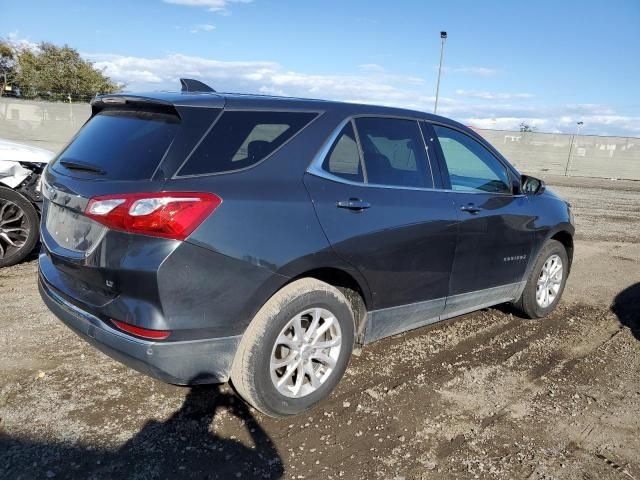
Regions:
[[39, 80, 574, 417]]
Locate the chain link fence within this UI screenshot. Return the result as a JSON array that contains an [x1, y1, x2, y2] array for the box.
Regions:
[[0, 98, 638, 180]]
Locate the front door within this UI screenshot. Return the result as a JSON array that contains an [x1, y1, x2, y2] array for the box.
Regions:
[[305, 117, 458, 341], [431, 124, 534, 315]]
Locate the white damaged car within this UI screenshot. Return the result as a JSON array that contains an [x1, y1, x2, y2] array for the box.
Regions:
[[0, 139, 54, 267]]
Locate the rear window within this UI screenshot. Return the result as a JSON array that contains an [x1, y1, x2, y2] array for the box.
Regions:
[[52, 110, 179, 180], [177, 110, 318, 176]]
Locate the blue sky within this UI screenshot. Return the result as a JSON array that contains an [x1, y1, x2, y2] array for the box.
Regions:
[[2, 0, 639, 136]]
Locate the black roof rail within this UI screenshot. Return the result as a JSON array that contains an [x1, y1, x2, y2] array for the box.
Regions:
[[180, 78, 216, 93]]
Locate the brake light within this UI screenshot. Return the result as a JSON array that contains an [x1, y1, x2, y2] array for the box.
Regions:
[[112, 319, 171, 340], [85, 192, 221, 240]]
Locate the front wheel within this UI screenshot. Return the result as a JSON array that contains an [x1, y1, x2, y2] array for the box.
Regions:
[[513, 239, 569, 318], [231, 278, 355, 417], [0, 187, 39, 268]]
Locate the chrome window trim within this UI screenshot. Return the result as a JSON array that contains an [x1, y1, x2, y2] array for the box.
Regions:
[[173, 109, 325, 179], [307, 114, 520, 196], [309, 167, 523, 196], [308, 113, 439, 191]]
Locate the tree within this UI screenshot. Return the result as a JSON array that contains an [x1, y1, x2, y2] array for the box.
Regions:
[[1, 40, 120, 101], [519, 122, 536, 133], [0, 41, 16, 95]]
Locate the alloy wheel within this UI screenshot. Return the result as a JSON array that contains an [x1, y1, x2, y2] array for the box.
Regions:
[[536, 254, 563, 308], [270, 307, 342, 398], [0, 198, 30, 260]]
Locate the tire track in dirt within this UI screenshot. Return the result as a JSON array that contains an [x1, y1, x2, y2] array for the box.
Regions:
[[3, 176, 640, 479]]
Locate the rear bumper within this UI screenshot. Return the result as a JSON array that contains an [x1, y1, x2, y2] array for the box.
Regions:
[[39, 274, 241, 385]]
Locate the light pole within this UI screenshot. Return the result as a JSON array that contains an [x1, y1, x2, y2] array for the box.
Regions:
[[434, 31, 447, 114], [565, 121, 584, 176]]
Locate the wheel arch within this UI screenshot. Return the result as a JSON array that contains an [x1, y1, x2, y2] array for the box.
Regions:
[[287, 267, 370, 344], [513, 224, 574, 303], [549, 229, 574, 270]]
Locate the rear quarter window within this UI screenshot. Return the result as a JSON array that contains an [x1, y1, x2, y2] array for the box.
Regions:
[[321, 122, 364, 183], [52, 109, 179, 181], [177, 110, 318, 176]]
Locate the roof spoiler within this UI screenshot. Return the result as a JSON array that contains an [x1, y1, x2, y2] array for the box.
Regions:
[[180, 78, 216, 93], [90, 94, 180, 118]]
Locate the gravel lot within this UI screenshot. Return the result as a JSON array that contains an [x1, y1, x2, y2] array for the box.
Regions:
[[1, 176, 639, 480]]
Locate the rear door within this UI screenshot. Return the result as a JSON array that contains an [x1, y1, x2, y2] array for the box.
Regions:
[[430, 124, 534, 315], [304, 116, 458, 342]]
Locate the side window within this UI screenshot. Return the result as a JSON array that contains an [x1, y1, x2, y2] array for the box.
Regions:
[[322, 122, 363, 183], [178, 111, 317, 176], [354, 117, 432, 188], [433, 125, 511, 194]]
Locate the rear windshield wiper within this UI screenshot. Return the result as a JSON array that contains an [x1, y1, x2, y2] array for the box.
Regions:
[[59, 159, 106, 175]]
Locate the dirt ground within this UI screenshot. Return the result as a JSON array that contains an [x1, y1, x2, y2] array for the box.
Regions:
[[1, 175, 639, 480]]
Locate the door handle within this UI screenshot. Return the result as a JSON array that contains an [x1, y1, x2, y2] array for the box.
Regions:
[[337, 198, 371, 211], [460, 203, 482, 214]]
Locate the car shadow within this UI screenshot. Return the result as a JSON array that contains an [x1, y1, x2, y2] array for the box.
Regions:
[[0, 378, 284, 479], [493, 302, 522, 317], [611, 282, 640, 341]]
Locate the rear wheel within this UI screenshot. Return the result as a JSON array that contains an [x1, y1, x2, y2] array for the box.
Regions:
[[231, 278, 355, 417], [513, 239, 568, 318], [0, 187, 39, 268]]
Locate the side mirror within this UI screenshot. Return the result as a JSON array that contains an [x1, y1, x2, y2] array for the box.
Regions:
[[521, 175, 545, 195]]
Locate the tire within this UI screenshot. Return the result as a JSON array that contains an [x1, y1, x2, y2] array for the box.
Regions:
[[231, 278, 355, 417], [0, 186, 39, 268], [512, 239, 569, 319]]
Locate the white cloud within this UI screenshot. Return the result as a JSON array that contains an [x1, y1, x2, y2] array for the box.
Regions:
[[358, 64, 385, 73], [460, 106, 640, 137], [5, 31, 38, 51], [189, 24, 215, 33], [162, 0, 252, 14], [456, 89, 534, 100], [441, 66, 499, 77], [79, 51, 640, 137], [87, 52, 432, 108], [465, 117, 548, 131]]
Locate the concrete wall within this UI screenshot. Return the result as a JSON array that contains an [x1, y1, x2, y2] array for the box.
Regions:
[[476, 129, 639, 180], [0, 98, 90, 153], [0, 98, 638, 180]]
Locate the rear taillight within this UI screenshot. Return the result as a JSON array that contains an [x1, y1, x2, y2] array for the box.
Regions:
[[85, 192, 221, 240], [112, 319, 171, 340]]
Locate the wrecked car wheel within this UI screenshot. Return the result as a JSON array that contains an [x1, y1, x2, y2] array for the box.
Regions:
[[0, 187, 39, 268]]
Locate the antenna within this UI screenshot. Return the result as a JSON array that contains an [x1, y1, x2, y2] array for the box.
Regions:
[[180, 78, 216, 93]]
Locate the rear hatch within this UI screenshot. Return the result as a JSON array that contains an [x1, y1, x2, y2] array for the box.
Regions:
[[45, 108, 178, 252], [40, 94, 222, 307]]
